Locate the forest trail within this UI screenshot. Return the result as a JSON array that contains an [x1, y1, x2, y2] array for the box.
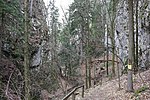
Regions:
[[76, 69, 150, 100]]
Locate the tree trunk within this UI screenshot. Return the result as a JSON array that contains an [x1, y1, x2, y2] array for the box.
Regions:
[[29, 0, 33, 17], [117, 47, 121, 89], [127, 0, 134, 92], [111, 0, 116, 77], [135, 0, 139, 73], [0, 9, 4, 98], [88, 57, 91, 88], [0, 35, 1, 59], [24, 0, 30, 99], [0, 9, 4, 59], [106, 25, 109, 76], [85, 58, 88, 89]]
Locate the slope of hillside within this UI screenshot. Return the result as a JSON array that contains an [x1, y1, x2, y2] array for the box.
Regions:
[[77, 69, 150, 100]]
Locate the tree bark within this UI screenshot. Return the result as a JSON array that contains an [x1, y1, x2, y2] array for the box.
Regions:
[[135, 0, 139, 73], [88, 57, 92, 88], [0, 9, 3, 98], [85, 58, 88, 89], [0, 9, 4, 59], [111, 0, 116, 77], [106, 25, 109, 76], [117, 47, 121, 89], [29, 0, 33, 17], [127, 0, 134, 92], [24, 0, 30, 99]]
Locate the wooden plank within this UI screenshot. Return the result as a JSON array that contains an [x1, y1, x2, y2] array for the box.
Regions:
[[62, 85, 84, 100]]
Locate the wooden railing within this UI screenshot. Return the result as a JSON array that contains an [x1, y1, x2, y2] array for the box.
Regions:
[[62, 85, 84, 100]]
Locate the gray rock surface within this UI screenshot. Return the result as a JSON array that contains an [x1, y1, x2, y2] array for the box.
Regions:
[[114, 0, 150, 68]]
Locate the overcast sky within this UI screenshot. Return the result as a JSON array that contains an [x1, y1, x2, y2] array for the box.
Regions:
[[43, 0, 74, 22]]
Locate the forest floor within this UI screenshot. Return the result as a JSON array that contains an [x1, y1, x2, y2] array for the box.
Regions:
[[76, 69, 150, 100]]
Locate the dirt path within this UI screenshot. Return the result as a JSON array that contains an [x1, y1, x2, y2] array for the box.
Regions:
[[76, 69, 150, 100]]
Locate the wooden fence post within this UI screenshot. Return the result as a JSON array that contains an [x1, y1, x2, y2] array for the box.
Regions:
[[72, 92, 75, 100], [82, 85, 84, 97]]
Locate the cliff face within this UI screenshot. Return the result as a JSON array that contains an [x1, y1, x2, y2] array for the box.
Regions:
[[0, 0, 48, 99], [116, 0, 150, 68], [19, 0, 49, 67], [28, 0, 48, 67]]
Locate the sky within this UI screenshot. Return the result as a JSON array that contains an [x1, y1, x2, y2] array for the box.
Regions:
[[43, 0, 74, 22]]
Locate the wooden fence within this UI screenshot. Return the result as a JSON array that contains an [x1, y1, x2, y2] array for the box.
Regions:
[[62, 85, 84, 100]]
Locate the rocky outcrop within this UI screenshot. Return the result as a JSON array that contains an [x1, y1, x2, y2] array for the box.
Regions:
[[20, 0, 48, 67], [28, 0, 48, 67], [115, 0, 150, 68], [0, 0, 48, 99]]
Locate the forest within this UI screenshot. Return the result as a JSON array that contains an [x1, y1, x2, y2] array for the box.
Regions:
[[0, 0, 150, 100]]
